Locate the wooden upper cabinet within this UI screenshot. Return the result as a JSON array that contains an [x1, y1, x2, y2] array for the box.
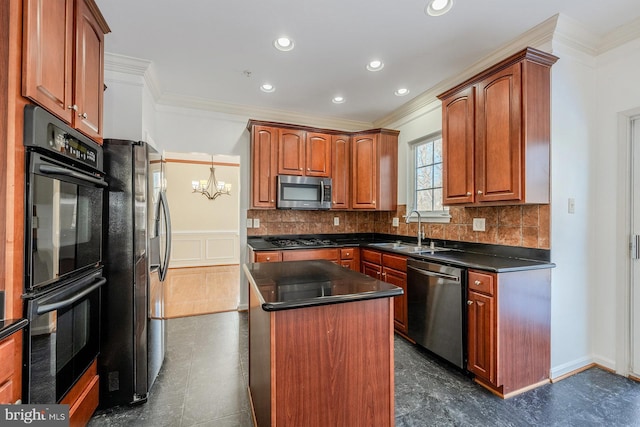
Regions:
[[23, 0, 109, 142], [251, 125, 278, 208], [22, 0, 74, 124], [73, 0, 105, 141], [438, 47, 557, 206], [331, 135, 350, 209], [351, 130, 398, 210], [278, 129, 305, 175], [278, 130, 331, 177], [305, 132, 331, 177], [442, 86, 475, 205]]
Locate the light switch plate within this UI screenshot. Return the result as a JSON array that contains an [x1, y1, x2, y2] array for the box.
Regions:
[[472, 218, 486, 232], [333, 217, 340, 226], [392, 217, 399, 227], [246, 218, 253, 228], [253, 218, 260, 228]]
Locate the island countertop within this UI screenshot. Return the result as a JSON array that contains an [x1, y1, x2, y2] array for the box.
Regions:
[[244, 259, 404, 311]]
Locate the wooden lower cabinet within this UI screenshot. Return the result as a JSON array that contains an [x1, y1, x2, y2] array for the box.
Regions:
[[467, 268, 551, 397], [339, 247, 360, 271], [252, 248, 360, 271], [0, 333, 22, 404], [281, 248, 338, 262], [361, 249, 408, 334], [61, 359, 99, 427], [253, 251, 282, 263]]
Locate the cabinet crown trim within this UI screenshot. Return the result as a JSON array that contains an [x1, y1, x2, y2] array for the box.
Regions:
[[247, 119, 399, 137], [85, 0, 111, 34], [437, 47, 558, 100]]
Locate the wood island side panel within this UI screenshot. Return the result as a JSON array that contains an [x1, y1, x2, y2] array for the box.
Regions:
[[273, 298, 394, 427], [249, 278, 274, 427]]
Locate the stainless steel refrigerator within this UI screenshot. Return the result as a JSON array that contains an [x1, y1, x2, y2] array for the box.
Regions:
[[99, 139, 172, 408]]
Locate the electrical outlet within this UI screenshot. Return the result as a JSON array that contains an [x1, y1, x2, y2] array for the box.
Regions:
[[333, 217, 340, 226], [472, 218, 486, 232], [246, 218, 253, 228], [253, 218, 260, 228], [392, 217, 399, 227], [568, 198, 575, 214]]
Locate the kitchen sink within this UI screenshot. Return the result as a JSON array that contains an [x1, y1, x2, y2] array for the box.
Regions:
[[368, 242, 451, 254]]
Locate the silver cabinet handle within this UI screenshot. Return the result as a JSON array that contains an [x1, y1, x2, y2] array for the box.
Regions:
[[68, 104, 78, 111], [466, 192, 472, 196], [467, 300, 473, 305], [474, 280, 481, 285], [477, 190, 483, 195], [80, 112, 88, 119]]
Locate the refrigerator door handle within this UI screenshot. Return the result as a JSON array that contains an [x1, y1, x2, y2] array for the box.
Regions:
[[157, 190, 172, 282]]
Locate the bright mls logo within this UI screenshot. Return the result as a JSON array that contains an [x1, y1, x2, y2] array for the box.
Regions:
[[0, 405, 69, 426]]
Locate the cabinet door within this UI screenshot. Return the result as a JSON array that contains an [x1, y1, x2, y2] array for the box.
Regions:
[[331, 135, 350, 209], [305, 132, 331, 177], [384, 267, 408, 333], [351, 134, 377, 209], [475, 62, 522, 203], [74, 0, 105, 141], [442, 86, 475, 204], [23, 0, 75, 124], [467, 290, 496, 384], [251, 126, 278, 208], [278, 129, 305, 175], [361, 261, 382, 280]]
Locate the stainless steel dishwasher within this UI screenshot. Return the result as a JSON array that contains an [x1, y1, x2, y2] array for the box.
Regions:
[[407, 258, 466, 369]]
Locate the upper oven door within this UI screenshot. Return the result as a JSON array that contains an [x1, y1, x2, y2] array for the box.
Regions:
[[25, 152, 107, 291]]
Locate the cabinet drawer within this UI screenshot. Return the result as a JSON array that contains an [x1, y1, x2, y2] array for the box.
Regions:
[[0, 337, 15, 385], [382, 253, 407, 271], [361, 249, 382, 264], [468, 270, 495, 296], [340, 248, 355, 259], [255, 251, 282, 263], [282, 248, 339, 262]]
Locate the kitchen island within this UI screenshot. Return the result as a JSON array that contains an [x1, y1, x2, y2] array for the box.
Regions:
[[244, 260, 403, 427]]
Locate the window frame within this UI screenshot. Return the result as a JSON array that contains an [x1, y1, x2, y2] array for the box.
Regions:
[[408, 133, 450, 223]]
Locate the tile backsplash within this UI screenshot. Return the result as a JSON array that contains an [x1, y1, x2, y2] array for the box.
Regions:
[[247, 204, 550, 249]]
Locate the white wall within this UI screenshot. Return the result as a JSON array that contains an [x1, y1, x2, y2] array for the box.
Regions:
[[548, 41, 597, 376], [104, 71, 145, 142], [594, 37, 640, 372]]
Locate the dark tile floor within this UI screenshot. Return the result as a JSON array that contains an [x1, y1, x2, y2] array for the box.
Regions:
[[89, 311, 640, 427]]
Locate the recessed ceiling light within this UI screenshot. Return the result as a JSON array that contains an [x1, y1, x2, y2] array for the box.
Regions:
[[426, 0, 453, 16], [332, 96, 345, 104], [366, 60, 384, 72], [273, 37, 294, 52], [394, 88, 410, 96], [260, 83, 275, 93]]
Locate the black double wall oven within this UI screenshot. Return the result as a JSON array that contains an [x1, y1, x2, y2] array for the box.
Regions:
[[22, 105, 107, 404]]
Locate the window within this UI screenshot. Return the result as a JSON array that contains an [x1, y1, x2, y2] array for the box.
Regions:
[[410, 135, 450, 222]]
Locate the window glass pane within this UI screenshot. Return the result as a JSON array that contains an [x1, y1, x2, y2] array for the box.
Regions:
[[416, 166, 431, 190], [417, 189, 432, 211], [434, 139, 442, 163], [416, 144, 428, 167], [434, 188, 443, 211], [434, 163, 442, 188]]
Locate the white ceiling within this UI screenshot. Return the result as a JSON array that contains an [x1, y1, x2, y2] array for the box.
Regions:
[[95, 0, 640, 125]]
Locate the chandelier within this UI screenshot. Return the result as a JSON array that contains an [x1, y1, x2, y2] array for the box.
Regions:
[[191, 159, 231, 200]]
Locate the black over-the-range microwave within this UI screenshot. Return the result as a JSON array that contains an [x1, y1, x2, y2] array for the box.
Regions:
[[277, 175, 332, 210]]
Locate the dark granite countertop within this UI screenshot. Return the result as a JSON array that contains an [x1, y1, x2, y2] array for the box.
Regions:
[[0, 318, 28, 341], [247, 233, 555, 273], [244, 260, 403, 311]]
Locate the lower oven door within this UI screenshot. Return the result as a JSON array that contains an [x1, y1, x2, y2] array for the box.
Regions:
[[24, 269, 105, 404]]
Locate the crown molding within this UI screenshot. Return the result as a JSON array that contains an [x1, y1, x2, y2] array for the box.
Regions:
[[374, 15, 559, 128], [156, 92, 372, 132], [105, 52, 162, 102], [598, 16, 640, 54]]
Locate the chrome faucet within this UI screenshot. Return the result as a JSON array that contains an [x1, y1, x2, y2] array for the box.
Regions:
[[405, 210, 423, 248]]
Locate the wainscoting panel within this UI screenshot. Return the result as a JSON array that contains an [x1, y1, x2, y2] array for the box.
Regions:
[[170, 231, 239, 268]]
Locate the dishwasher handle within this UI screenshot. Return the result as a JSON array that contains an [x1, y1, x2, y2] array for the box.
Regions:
[[407, 265, 461, 282]]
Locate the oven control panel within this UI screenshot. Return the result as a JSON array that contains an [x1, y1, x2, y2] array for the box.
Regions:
[[47, 123, 98, 167]]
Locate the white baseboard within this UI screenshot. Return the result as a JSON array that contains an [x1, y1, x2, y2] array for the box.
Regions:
[[550, 355, 594, 380]]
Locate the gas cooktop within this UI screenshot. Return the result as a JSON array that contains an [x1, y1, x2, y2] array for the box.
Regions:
[[268, 238, 337, 248]]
